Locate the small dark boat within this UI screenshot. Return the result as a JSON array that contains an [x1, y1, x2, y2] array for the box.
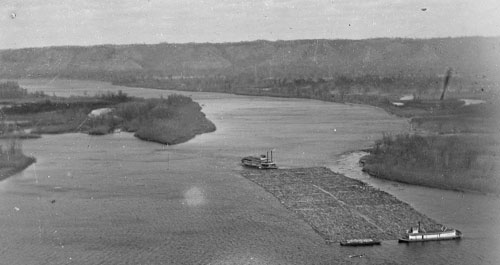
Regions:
[[399, 222, 462, 243], [339, 238, 381, 246], [241, 151, 277, 169]]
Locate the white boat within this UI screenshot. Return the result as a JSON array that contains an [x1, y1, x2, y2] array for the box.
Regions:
[[399, 223, 462, 243]]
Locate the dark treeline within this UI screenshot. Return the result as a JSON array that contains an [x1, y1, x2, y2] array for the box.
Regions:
[[111, 73, 481, 102], [3, 89, 131, 115], [362, 133, 499, 193], [0, 81, 46, 99], [0, 81, 28, 98], [410, 101, 500, 134], [371, 134, 486, 171]]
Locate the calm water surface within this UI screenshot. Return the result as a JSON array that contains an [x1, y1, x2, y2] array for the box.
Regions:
[[0, 79, 497, 264]]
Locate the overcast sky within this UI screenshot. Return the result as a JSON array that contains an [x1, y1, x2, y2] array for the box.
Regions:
[[1, 0, 499, 49]]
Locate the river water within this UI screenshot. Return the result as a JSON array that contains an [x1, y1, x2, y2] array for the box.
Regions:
[[0, 79, 498, 264]]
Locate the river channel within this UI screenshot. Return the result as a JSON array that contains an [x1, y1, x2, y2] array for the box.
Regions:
[[0, 79, 498, 264]]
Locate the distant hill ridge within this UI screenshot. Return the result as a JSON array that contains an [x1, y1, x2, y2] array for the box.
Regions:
[[1, 37, 499, 80]]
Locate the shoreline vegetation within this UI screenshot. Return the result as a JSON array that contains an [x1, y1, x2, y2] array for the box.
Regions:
[[0, 139, 36, 181], [360, 133, 500, 194], [359, 100, 499, 194], [1, 81, 216, 180]]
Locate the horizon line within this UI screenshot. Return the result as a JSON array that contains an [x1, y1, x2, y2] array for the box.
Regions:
[[2, 35, 499, 51]]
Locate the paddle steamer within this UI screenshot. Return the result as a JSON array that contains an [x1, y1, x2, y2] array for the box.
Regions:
[[241, 151, 277, 169]]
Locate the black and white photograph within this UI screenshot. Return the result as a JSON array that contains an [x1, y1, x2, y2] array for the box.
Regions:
[[1, 1, 499, 264]]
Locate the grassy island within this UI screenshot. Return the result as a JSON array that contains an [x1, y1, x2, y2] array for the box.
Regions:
[[114, 95, 216, 145], [1, 82, 216, 146]]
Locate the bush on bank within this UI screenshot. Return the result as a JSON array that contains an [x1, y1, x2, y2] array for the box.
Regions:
[[0, 139, 36, 181]]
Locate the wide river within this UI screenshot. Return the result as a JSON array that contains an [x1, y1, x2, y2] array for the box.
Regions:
[[0, 79, 498, 264]]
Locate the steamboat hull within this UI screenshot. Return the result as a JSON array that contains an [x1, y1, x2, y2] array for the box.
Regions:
[[399, 230, 462, 243]]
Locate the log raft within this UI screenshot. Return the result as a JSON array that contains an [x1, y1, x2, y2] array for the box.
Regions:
[[241, 167, 449, 244]]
